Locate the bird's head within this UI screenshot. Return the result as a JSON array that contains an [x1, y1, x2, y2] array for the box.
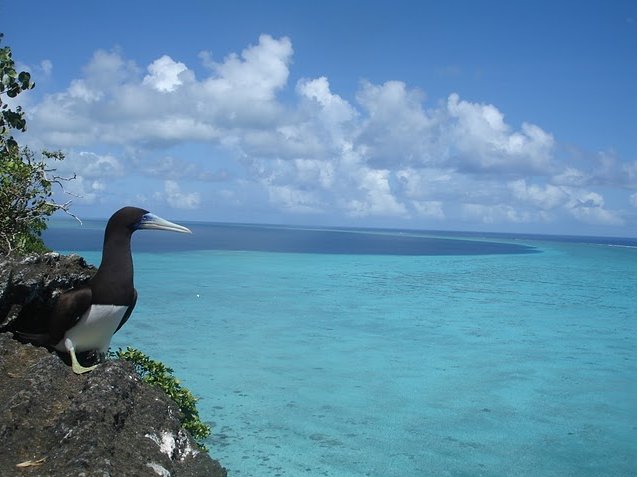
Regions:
[[108, 206, 192, 235]]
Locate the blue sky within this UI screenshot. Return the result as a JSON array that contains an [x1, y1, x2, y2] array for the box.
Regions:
[[3, 0, 636, 236]]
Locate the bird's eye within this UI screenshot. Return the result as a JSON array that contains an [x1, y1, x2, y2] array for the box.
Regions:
[[132, 215, 148, 230]]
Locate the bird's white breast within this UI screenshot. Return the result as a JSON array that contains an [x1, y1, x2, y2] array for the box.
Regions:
[[54, 304, 129, 354]]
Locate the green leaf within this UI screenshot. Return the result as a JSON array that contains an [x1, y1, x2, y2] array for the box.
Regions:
[[114, 347, 212, 447]]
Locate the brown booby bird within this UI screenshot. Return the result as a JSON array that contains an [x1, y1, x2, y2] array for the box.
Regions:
[[24, 206, 191, 373]]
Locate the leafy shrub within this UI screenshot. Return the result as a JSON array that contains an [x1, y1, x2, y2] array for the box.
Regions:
[[0, 148, 72, 254], [0, 33, 76, 255], [115, 347, 211, 447]]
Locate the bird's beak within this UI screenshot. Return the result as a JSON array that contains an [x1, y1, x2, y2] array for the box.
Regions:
[[137, 213, 192, 234]]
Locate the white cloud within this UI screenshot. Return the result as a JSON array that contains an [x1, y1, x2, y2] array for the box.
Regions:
[[143, 155, 228, 182], [462, 203, 533, 224], [412, 200, 445, 219], [70, 151, 124, 178], [507, 179, 624, 226], [30, 35, 292, 148], [143, 55, 191, 92], [26, 35, 634, 232], [508, 179, 567, 210], [16, 59, 53, 79], [68, 79, 103, 102], [40, 59, 53, 77], [79, 49, 139, 95], [396, 168, 455, 200], [63, 176, 108, 205], [42, 151, 124, 205], [564, 190, 623, 226], [446, 93, 554, 173], [552, 167, 588, 187], [162, 180, 200, 210], [266, 185, 323, 213], [297, 76, 357, 126], [292, 158, 335, 189], [355, 80, 441, 169], [346, 168, 408, 217], [200, 34, 292, 102]]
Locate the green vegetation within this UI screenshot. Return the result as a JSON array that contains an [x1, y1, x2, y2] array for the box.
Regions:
[[115, 347, 212, 448], [0, 148, 70, 254], [0, 33, 33, 153], [0, 33, 75, 255]]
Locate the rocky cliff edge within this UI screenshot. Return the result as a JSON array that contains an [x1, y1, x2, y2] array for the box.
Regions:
[[0, 253, 227, 477]]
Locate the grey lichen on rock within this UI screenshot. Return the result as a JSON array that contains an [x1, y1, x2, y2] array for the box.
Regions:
[[0, 254, 227, 476]]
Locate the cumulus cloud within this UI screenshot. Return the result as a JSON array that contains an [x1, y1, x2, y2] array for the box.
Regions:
[[200, 34, 292, 102], [564, 190, 623, 226], [161, 180, 200, 210], [145, 155, 230, 182], [356, 80, 441, 169], [462, 203, 534, 224], [27, 35, 634, 231], [411, 200, 445, 220], [15, 59, 53, 81], [31, 35, 292, 148], [42, 151, 124, 205], [551, 150, 636, 192], [64, 151, 124, 178], [446, 93, 554, 173], [40, 59, 53, 77], [508, 179, 567, 210], [63, 176, 108, 205], [346, 168, 408, 218], [143, 56, 191, 92], [266, 184, 323, 214], [297, 77, 356, 126], [296, 76, 357, 153]]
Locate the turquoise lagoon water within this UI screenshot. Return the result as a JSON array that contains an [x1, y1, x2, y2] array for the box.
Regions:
[[45, 224, 636, 476]]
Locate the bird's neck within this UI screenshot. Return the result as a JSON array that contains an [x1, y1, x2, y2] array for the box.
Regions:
[[91, 229, 134, 304]]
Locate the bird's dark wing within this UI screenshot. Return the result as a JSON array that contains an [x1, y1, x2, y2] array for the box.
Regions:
[[48, 286, 93, 345], [115, 288, 137, 334]]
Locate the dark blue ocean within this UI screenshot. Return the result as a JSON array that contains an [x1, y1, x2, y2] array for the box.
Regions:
[[43, 221, 637, 476]]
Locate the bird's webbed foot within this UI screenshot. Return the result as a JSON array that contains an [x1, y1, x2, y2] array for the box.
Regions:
[[65, 339, 98, 374]]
